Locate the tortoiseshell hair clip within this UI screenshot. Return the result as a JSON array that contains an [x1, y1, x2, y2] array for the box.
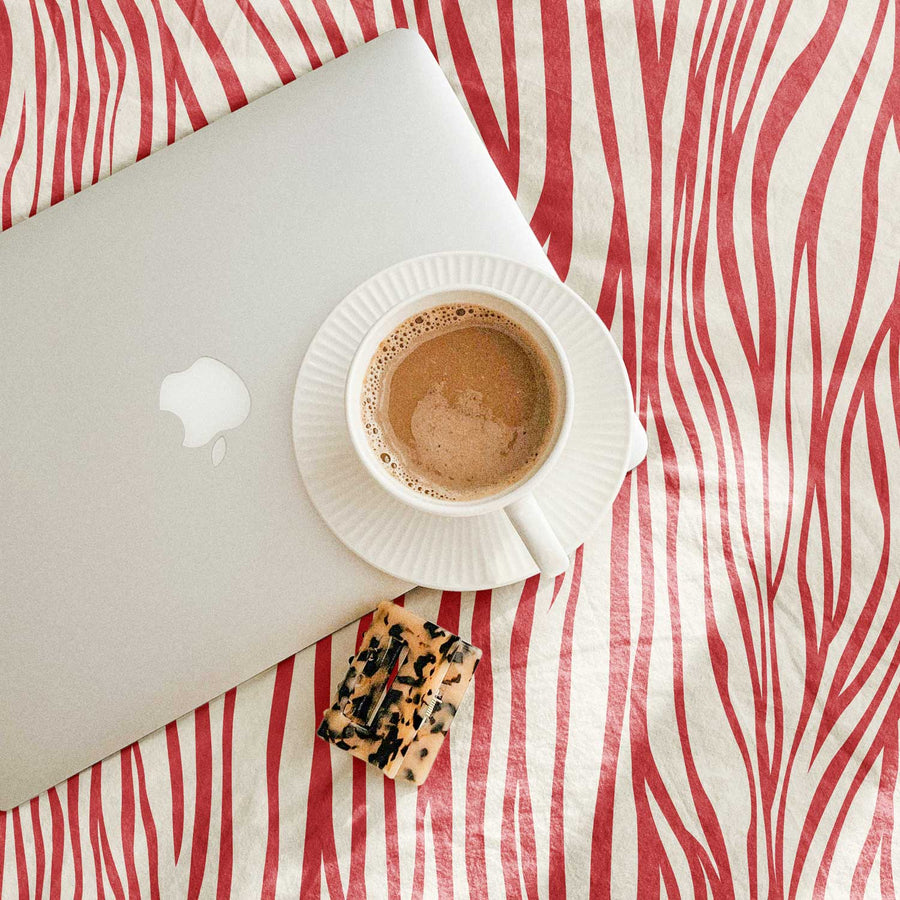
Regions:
[[317, 601, 481, 784]]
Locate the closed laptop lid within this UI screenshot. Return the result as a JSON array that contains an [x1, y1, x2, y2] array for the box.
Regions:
[[0, 29, 549, 809]]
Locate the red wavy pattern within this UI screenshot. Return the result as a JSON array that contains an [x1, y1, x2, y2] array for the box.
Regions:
[[1, 1, 898, 896]]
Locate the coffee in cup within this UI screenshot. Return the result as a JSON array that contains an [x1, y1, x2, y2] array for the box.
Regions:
[[360, 303, 559, 501]]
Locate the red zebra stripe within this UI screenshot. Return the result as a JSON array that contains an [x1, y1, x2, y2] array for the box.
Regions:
[[164, 722, 184, 863], [299, 638, 345, 899], [308, 0, 346, 59], [382, 780, 401, 899], [147, 0, 178, 144], [66, 777, 83, 900], [25, 0, 46, 216], [390, 0, 407, 29], [347, 0, 377, 42], [465, 589, 493, 897], [500, 577, 540, 900], [410, 591, 461, 899], [186, 704, 213, 900], [215, 688, 237, 900], [132, 745, 160, 900], [67, 0, 92, 192], [236, 0, 296, 85], [90, 763, 126, 900], [0, 0, 12, 136], [1, 99, 26, 230], [548, 546, 583, 899], [589, 489, 633, 898], [84, 0, 127, 181], [114, 0, 156, 161], [527, 0, 573, 279], [495, 0, 519, 190], [172, 0, 247, 110], [0, 810, 6, 898], [29, 797, 44, 900], [261, 656, 295, 900], [278, 0, 324, 69], [47, 788, 64, 900], [119, 747, 140, 899], [411, 1, 436, 57], [12, 805, 29, 900], [43, 0, 70, 205], [170, 38, 209, 131]]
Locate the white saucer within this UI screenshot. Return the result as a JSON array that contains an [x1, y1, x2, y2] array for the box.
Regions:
[[292, 252, 643, 590]]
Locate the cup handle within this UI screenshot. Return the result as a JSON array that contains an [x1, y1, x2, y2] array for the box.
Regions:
[[627, 412, 647, 471], [505, 493, 569, 577]]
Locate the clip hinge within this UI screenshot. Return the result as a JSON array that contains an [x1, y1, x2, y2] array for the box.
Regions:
[[420, 691, 442, 723]]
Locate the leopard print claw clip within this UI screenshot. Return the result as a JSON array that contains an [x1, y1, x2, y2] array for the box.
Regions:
[[317, 601, 481, 784]]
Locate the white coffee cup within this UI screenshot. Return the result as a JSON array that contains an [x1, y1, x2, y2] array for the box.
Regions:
[[344, 287, 575, 577]]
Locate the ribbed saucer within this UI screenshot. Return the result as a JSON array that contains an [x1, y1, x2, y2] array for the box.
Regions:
[[291, 252, 633, 590]]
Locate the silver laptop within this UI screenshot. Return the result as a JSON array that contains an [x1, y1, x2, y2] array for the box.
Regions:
[[0, 29, 550, 809]]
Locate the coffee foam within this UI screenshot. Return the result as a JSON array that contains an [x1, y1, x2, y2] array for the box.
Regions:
[[361, 303, 557, 501]]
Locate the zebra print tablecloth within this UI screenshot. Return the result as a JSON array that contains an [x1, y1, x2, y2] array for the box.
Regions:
[[1, 1, 898, 896]]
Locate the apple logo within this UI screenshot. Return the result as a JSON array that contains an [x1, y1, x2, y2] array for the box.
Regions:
[[159, 357, 251, 466]]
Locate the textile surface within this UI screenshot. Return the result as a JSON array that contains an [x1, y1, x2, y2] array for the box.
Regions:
[[1, 1, 899, 896]]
